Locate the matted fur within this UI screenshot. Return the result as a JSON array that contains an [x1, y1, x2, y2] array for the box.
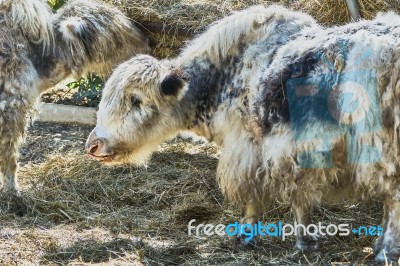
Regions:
[[0, 0, 54, 52], [250, 13, 400, 261], [179, 5, 315, 64], [0, 25, 40, 193], [0, 0, 150, 195], [88, 5, 400, 262], [53, 0, 150, 77]]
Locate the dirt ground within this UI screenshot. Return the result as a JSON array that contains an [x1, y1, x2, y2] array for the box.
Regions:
[[0, 121, 386, 265]]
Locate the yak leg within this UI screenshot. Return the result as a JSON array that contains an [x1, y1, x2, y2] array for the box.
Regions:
[[239, 199, 262, 246], [0, 119, 25, 196], [0, 51, 38, 197], [216, 137, 262, 246], [293, 203, 318, 253], [237, 167, 264, 247], [0, 102, 29, 196], [375, 197, 400, 263], [242, 200, 261, 224], [239, 166, 265, 247], [0, 151, 19, 194], [374, 199, 389, 255], [0, 100, 32, 196]]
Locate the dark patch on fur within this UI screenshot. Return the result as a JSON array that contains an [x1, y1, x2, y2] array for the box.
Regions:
[[382, 108, 394, 128], [181, 43, 251, 129], [32, 53, 55, 78], [258, 50, 321, 134], [195, 55, 246, 126], [182, 58, 220, 127], [256, 35, 361, 135], [0, 77, 4, 94], [77, 19, 97, 60], [217, 48, 245, 104], [161, 71, 188, 96]]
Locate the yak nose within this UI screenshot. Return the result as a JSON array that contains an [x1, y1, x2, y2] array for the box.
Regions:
[[86, 132, 103, 155], [87, 140, 101, 154]]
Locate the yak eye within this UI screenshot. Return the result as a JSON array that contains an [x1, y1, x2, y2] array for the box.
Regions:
[[130, 95, 142, 107]]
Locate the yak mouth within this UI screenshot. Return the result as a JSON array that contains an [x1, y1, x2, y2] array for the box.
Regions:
[[87, 152, 116, 163], [86, 142, 157, 166]]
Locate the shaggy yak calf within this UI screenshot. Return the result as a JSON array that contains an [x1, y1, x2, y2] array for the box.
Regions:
[[0, 0, 149, 194], [86, 5, 400, 263]]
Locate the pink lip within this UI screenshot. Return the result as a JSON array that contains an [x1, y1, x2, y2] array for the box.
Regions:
[[86, 152, 115, 163]]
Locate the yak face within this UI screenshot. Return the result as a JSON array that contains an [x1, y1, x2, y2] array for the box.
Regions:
[[86, 55, 189, 165], [54, 0, 150, 77]]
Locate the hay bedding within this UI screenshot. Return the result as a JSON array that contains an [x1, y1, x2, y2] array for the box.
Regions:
[[105, 0, 400, 58], [0, 121, 384, 265]]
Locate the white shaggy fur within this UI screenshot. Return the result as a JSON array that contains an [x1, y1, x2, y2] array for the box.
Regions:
[[179, 5, 316, 65], [59, 17, 86, 41], [0, 0, 54, 52]]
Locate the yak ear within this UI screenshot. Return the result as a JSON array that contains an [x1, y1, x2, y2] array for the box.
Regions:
[[60, 17, 85, 40], [59, 17, 95, 54], [161, 70, 190, 97]]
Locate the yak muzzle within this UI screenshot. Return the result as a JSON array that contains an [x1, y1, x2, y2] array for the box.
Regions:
[[85, 132, 115, 162]]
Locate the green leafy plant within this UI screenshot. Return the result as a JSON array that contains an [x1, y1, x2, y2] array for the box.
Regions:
[[67, 74, 104, 107], [47, 0, 66, 11]]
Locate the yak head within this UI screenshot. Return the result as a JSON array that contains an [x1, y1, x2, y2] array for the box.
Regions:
[[86, 55, 190, 165]]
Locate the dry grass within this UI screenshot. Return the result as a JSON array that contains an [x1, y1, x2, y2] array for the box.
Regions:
[[103, 0, 400, 58], [294, 0, 400, 26], [104, 0, 288, 57], [0, 122, 385, 265]]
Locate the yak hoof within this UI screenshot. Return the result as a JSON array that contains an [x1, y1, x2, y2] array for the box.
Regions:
[[375, 247, 400, 265], [1, 187, 21, 197], [239, 234, 259, 248], [373, 235, 384, 255], [0, 190, 27, 216], [295, 235, 319, 253]]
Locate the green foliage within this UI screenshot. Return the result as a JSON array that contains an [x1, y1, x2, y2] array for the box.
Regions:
[[47, 0, 66, 11], [67, 74, 104, 107]]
